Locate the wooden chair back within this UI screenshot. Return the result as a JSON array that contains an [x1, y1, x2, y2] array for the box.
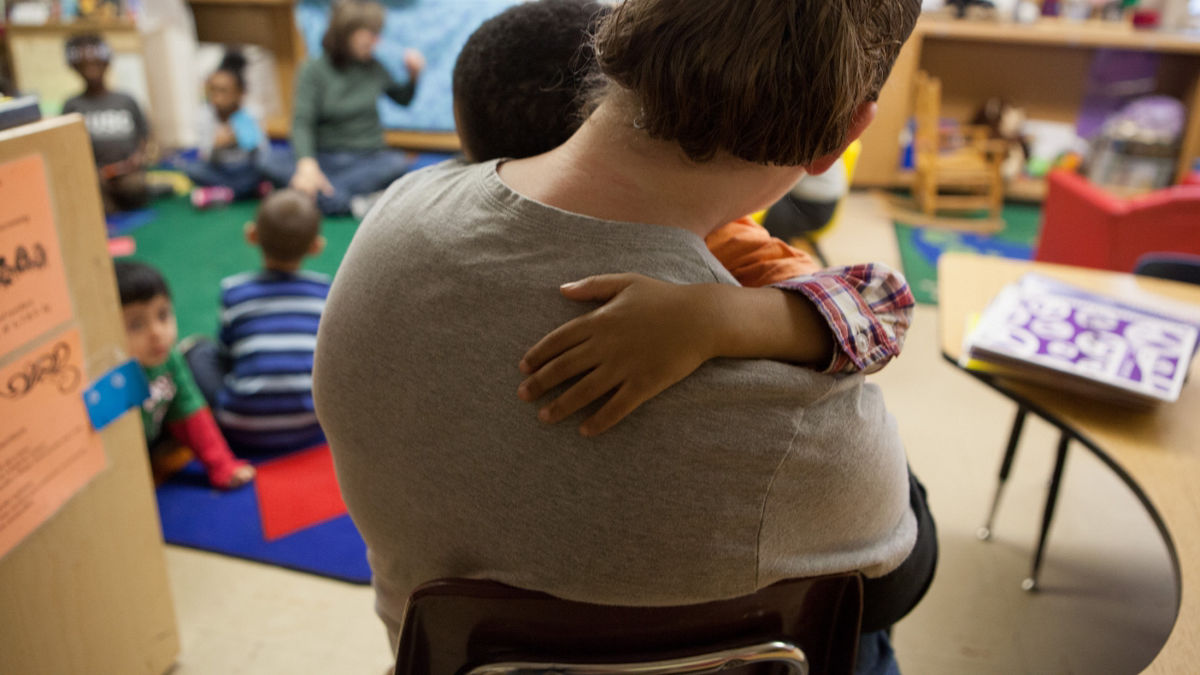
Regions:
[[913, 70, 942, 173]]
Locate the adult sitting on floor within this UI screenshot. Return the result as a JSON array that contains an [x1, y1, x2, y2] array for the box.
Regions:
[[314, 0, 935, 672], [288, 0, 424, 216]]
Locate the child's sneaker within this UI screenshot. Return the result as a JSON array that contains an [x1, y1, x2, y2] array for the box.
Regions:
[[257, 180, 274, 198], [191, 186, 234, 209], [350, 190, 385, 219]]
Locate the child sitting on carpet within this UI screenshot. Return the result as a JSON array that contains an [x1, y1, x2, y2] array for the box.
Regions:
[[184, 50, 278, 208], [63, 34, 153, 215], [452, 0, 914, 434], [185, 189, 329, 452], [114, 260, 255, 489]]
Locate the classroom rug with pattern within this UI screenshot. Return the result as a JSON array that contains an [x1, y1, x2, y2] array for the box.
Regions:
[[155, 444, 371, 583], [893, 201, 1043, 305], [131, 156, 452, 582]]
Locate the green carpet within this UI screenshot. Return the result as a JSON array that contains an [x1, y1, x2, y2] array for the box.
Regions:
[[125, 197, 359, 339], [893, 202, 1042, 305]]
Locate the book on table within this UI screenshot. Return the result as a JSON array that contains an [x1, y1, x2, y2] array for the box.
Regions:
[[962, 274, 1199, 407]]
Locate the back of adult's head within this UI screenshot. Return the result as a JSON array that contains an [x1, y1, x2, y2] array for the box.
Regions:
[[453, 0, 608, 162], [593, 0, 921, 166], [322, 0, 385, 69]]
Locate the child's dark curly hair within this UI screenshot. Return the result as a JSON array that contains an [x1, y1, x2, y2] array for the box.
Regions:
[[215, 49, 249, 92], [452, 0, 608, 162]]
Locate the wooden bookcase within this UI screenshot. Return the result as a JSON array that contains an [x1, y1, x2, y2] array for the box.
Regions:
[[857, 16, 1200, 198]]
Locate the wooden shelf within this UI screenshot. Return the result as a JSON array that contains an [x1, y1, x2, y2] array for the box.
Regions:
[[187, 0, 296, 5], [6, 19, 138, 34], [856, 15, 1200, 195], [384, 129, 460, 153], [265, 120, 460, 153], [894, 170, 1049, 202], [918, 15, 1200, 54]]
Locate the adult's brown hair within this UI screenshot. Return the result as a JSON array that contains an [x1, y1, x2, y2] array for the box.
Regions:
[[322, 0, 386, 69], [594, 0, 921, 166]]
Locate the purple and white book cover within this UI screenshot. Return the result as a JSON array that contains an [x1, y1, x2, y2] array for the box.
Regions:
[[968, 275, 1200, 403]]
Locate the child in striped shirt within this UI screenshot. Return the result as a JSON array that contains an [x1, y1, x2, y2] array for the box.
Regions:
[[187, 190, 329, 452]]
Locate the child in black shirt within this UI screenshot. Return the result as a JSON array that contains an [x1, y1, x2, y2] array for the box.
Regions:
[[62, 33, 152, 214]]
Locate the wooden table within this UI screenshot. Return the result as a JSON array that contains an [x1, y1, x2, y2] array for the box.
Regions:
[[938, 252, 1200, 673]]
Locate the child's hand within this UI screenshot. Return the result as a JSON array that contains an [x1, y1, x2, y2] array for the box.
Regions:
[[518, 274, 721, 436], [291, 158, 335, 198], [214, 123, 236, 148]]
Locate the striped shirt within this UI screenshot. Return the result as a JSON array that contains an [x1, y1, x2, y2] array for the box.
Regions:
[[215, 269, 330, 451]]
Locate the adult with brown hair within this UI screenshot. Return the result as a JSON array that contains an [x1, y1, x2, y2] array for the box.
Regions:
[[288, 0, 425, 215], [315, 1, 932, 672]]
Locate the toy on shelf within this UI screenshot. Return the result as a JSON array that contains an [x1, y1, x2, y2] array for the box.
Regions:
[[76, 0, 123, 20], [912, 70, 1006, 218], [1086, 96, 1186, 192], [945, 0, 999, 19], [971, 97, 1030, 180]]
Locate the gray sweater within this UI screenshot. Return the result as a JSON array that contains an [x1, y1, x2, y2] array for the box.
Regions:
[[313, 160, 917, 644]]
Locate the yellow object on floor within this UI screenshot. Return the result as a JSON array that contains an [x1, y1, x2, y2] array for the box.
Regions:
[[146, 170, 193, 196]]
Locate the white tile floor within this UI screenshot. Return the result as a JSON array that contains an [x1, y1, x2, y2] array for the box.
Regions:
[[165, 193, 1178, 674]]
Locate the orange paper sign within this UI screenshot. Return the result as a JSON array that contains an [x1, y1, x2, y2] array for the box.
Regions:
[[0, 154, 74, 356], [0, 327, 106, 561]]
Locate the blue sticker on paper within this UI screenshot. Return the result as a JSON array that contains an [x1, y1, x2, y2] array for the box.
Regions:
[[83, 359, 148, 430]]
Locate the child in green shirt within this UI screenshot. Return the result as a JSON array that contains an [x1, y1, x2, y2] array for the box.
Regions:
[[115, 261, 254, 489]]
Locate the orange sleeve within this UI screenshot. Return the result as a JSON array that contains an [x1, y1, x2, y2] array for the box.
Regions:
[[704, 216, 821, 288]]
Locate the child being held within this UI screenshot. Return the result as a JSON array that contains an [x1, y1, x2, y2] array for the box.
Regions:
[[185, 189, 329, 452], [114, 260, 254, 489], [451, 0, 915, 434], [184, 50, 284, 208], [63, 34, 152, 215]]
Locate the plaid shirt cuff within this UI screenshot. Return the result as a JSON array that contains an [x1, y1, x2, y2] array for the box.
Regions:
[[771, 263, 915, 375]]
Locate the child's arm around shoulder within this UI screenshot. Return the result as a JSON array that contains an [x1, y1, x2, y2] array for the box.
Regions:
[[773, 262, 914, 375], [705, 217, 822, 286], [517, 264, 914, 436], [707, 218, 913, 374], [517, 274, 830, 436]]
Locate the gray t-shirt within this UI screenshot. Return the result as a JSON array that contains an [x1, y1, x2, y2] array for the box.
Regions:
[[62, 91, 148, 168], [314, 159, 917, 644]]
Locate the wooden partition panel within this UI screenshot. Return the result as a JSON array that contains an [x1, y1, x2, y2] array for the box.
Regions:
[[0, 116, 178, 674], [188, 0, 306, 139]]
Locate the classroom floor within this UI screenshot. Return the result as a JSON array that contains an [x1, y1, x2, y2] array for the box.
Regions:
[[161, 192, 1177, 674]]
